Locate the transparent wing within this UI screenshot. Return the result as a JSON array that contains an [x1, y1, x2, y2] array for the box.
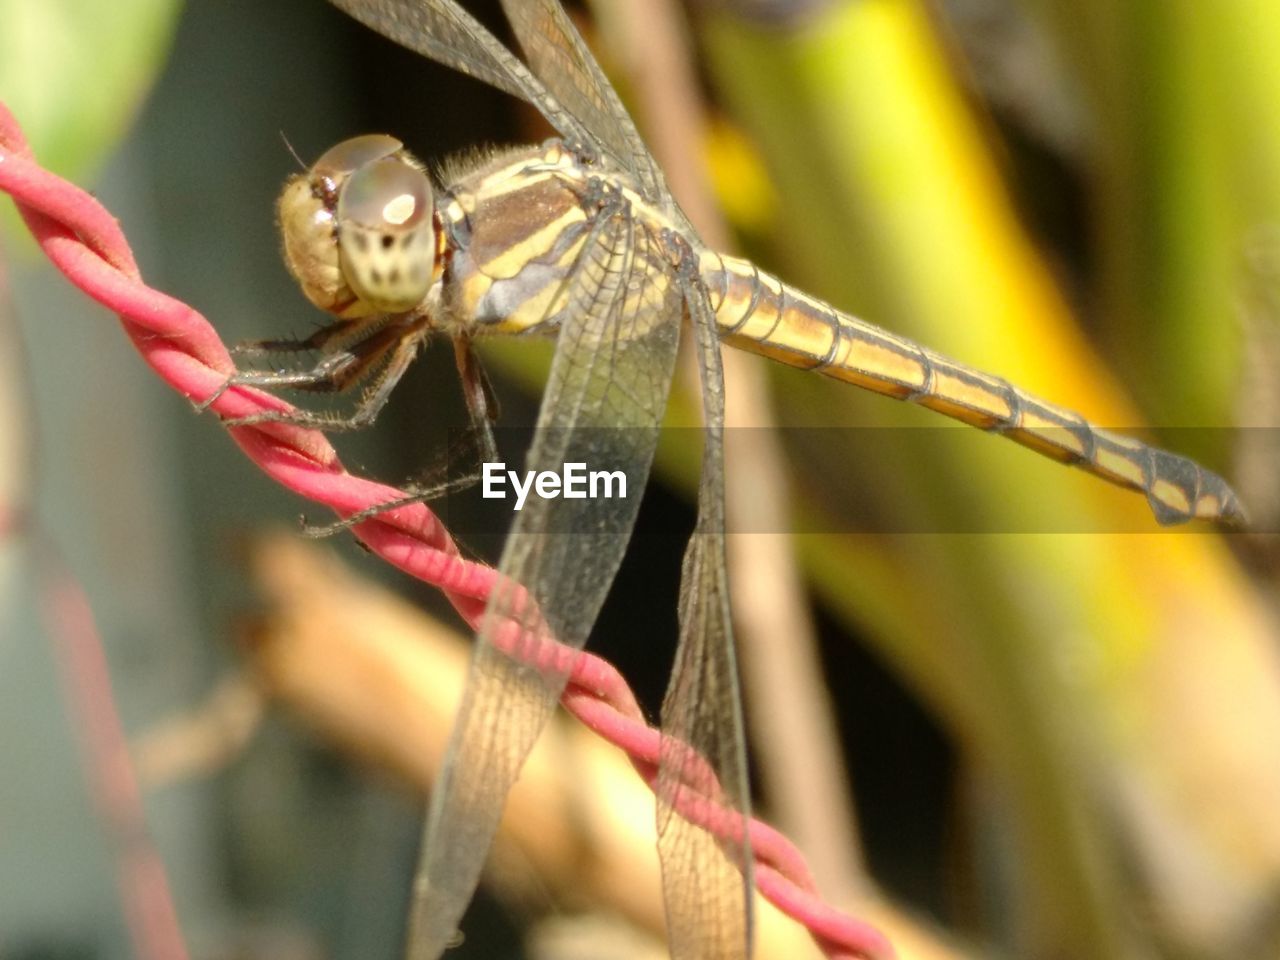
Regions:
[[657, 278, 753, 959], [498, 0, 669, 202], [327, 0, 599, 152], [406, 206, 683, 958]]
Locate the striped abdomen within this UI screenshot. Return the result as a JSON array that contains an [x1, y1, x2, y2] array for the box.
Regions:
[[700, 250, 1244, 526]]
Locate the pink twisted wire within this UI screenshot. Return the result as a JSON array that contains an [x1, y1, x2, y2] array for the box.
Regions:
[[0, 102, 893, 960]]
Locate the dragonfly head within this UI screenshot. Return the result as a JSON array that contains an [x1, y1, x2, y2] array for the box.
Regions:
[[278, 134, 442, 318]]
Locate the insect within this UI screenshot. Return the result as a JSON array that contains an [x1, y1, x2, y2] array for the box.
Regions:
[[209, 1, 1245, 956]]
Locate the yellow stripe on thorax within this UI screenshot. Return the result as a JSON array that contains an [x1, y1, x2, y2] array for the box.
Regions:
[[447, 162, 591, 335]]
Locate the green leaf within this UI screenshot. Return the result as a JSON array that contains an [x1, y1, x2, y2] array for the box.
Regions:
[[0, 0, 181, 180]]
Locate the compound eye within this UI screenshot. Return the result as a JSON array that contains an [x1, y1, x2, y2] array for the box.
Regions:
[[338, 156, 432, 231], [336, 157, 437, 312], [313, 134, 403, 177]]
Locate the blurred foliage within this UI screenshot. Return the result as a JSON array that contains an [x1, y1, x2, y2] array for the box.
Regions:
[[1029, 0, 1280, 441], [0, 0, 181, 242]]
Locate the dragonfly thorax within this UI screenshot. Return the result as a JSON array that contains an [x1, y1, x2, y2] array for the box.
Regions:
[[433, 140, 674, 337], [278, 134, 443, 319]]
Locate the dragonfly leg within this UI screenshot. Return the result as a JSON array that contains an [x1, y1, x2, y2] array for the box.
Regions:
[[196, 315, 398, 413], [453, 337, 500, 459], [230, 315, 388, 358], [302, 428, 490, 537], [303, 338, 499, 537], [214, 320, 427, 431]]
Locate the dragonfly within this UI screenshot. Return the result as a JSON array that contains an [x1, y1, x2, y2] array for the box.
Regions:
[[211, 0, 1246, 956]]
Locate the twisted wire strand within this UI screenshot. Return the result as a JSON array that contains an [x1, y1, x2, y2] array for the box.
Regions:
[[0, 102, 892, 960]]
